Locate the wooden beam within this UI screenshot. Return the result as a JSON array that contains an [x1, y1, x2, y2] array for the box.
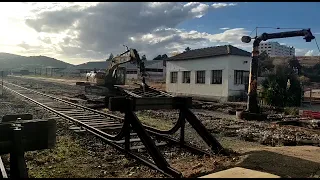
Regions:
[[2, 114, 33, 123], [0, 119, 56, 154]]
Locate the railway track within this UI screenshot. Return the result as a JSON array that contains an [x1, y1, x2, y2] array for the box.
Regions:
[[0, 157, 8, 178], [2, 81, 225, 178]]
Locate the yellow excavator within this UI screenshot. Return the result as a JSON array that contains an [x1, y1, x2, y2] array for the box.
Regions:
[[77, 47, 148, 103]]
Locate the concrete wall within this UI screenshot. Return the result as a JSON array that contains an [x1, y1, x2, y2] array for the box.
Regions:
[[144, 60, 166, 81], [166, 56, 230, 101], [227, 56, 250, 97], [166, 55, 250, 102]]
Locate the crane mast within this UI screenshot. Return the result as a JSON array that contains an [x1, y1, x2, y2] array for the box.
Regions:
[[241, 28, 315, 114]]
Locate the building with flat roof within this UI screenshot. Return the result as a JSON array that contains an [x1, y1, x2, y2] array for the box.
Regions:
[[259, 42, 295, 57]]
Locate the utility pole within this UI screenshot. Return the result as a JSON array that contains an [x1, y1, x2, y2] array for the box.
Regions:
[[1, 71, 4, 96], [241, 29, 315, 114]]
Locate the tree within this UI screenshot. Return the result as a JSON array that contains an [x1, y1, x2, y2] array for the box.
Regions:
[[108, 53, 114, 60], [299, 75, 311, 86], [153, 54, 169, 60], [288, 56, 301, 75], [153, 55, 162, 60], [185, 47, 191, 52], [161, 54, 168, 59], [258, 51, 274, 76], [261, 65, 302, 107], [171, 51, 181, 56], [141, 55, 147, 60]]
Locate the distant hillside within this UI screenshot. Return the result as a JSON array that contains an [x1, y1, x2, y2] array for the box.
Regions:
[[0, 53, 74, 71], [296, 56, 320, 67], [272, 56, 320, 67]]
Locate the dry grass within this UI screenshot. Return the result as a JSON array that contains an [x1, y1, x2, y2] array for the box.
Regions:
[[137, 114, 173, 130], [24, 136, 102, 178]]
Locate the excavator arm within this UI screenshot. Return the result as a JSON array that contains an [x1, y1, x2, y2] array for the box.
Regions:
[[105, 48, 147, 87]]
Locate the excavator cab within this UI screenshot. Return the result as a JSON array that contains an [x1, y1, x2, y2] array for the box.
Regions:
[[114, 67, 126, 85], [79, 47, 146, 97]]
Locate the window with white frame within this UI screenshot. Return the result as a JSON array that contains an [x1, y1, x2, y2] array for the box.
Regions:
[[234, 70, 249, 84], [170, 72, 178, 83], [196, 70, 206, 84], [182, 71, 191, 83], [211, 70, 222, 84]]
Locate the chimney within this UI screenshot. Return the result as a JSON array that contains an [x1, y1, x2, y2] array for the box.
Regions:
[[227, 45, 231, 54]]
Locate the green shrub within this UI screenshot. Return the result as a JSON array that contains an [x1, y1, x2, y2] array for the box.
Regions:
[[261, 65, 302, 107], [283, 107, 299, 116]]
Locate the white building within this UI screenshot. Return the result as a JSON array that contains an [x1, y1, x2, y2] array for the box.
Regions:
[[259, 41, 295, 57], [166, 45, 251, 102]]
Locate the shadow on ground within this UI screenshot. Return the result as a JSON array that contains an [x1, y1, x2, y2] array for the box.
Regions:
[[237, 150, 320, 178]]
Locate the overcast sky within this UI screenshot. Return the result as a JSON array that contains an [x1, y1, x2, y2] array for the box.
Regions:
[[1, 2, 320, 65]]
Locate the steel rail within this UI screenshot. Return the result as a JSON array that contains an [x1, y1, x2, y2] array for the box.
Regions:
[[0, 157, 8, 178], [2, 81, 183, 178]]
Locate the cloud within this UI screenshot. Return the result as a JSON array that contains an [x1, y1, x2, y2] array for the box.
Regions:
[[296, 48, 320, 56], [25, 8, 84, 33], [131, 27, 250, 59], [38, 37, 52, 44], [211, 3, 237, 9], [18, 41, 33, 50], [20, 2, 240, 64], [220, 27, 230, 30], [305, 50, 315, 56], [208, 28, 250, 43]]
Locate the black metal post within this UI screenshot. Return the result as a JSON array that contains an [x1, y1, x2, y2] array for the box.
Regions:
[[127, 111, 171, 170], [247, 40, 260, 113], [179, 111, 185, 146], [123, 116, 131, 150], [1, 71, 3, 97], [183, 108, 225, 155], [10, 124, 28, 178]]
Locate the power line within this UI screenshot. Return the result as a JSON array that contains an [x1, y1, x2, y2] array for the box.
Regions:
[[315, 37, 320, 55], [248, 27, 257, 36]]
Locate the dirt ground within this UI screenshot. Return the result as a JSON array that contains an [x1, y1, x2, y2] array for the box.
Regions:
[[12, 75, 84, 86], [2, 75, 320, 178]]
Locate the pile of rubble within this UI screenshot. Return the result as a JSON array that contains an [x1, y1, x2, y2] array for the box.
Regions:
[[138, 109, 320, 147]]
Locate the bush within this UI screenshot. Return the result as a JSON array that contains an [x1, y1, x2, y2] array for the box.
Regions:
[[261, 65, 302, 107], [283, 107, 299, 116]]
